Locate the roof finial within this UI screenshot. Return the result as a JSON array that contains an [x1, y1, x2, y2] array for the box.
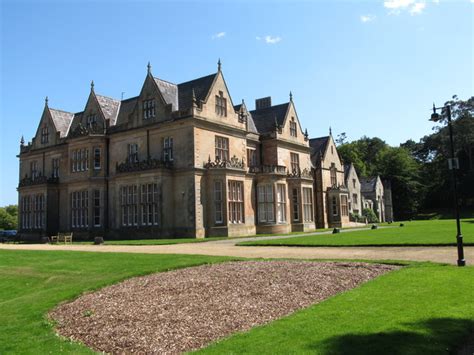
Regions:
[[289, 91, 293, 102], [329, 126, 332, 136], [217, 58, 222, 72], [20, 135, 25, 146], [304, 128, 308, 139], [147, 61, 152, 75], [192, 88, 197, 107], [45, 96, 49, 107], [90, 80, 95, 92]]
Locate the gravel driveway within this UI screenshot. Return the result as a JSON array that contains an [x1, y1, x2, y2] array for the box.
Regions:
[[50, 260, 398, 354]]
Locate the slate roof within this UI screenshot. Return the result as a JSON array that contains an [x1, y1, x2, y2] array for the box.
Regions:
[[249, 102, 290, 135], [49, 108, 74, 138], [177, 73, 217, 111], [115, 96, 138, 125], [96, 95, 121, 125], [309, 136, 330, 165], [344, 164, 351, 180], [154, 77, 178, 110], [234, 104, 258, 134], [360, 177, 377, 193]]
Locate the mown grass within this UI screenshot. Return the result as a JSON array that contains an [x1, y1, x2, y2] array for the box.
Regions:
[[199, 262, 474, 354], [239, 219, 474, 247], [1, 250, 473, 354], [0, 250, 235, 354]]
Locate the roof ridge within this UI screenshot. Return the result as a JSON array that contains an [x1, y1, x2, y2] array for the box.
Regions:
[[49, 107, 75, 115], [250, 102, 289, 113], [96, 93, 120, 102], [178, 72, 217, 86], [120, 96, 139, 103], [153, 76, 177, 86], [309, 136, 330, 141]]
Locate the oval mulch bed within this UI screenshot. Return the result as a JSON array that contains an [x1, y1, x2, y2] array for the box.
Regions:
[[50, 261, 398, 354]]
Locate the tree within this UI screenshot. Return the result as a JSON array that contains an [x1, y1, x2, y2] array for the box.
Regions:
[[338, 137, 421, 220], [0, 205, 18, 230], [335, 132, 347, 146]]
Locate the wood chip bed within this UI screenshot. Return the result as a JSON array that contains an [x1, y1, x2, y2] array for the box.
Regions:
[[50, 261, 398, 354]]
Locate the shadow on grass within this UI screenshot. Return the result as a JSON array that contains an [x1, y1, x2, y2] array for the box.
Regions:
[[316, 318, 474, 355]]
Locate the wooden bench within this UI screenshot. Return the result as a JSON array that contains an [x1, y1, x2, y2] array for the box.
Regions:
[[51, 232, 73, 244]]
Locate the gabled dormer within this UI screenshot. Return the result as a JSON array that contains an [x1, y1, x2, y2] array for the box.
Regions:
[[280, 93, 308, 144], [32, 97, 73, 149], [250, 93, 308, 145], [178, 60, 243, 129], [127, 63, 177, 128], [68, 82, 106, 138], [234, 100, 258, 135], [309, 133, 344, 171]]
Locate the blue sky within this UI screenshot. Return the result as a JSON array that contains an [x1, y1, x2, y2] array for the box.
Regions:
[[1, 0, 473, 205]]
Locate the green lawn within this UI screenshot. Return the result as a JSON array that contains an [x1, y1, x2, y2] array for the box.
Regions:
[[200, 262, 474, 354], [0, 250, 235, 354], [1, 250, 473, 354], [239, 219, 474, 247]]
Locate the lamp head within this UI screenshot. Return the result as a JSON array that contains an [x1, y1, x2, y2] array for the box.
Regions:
[[430, 103, 441, 122]]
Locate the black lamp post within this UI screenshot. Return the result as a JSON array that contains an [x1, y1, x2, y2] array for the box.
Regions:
[[430, 103, 466, 267]]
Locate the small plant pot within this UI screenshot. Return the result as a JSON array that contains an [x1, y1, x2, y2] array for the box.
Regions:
[[94, 237, 104, 245], [371, 225, 378, 230], [332, 228, 341, 234]]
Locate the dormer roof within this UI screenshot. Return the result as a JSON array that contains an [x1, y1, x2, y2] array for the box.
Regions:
[[49, 108, 74, 138], [153, 77, 178, 110], [249, 102, 290, 135], [177, 73, 217, 111], [95, 94, 121, 125]]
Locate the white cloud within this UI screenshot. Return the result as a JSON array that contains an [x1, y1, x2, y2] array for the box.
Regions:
[[384, 0, 415, 11], [410, 2, 426, 14], [360, 14, 376, 23], [384, 0, 427, 14], [256, 35, 282, 44], [432, 0, 439, 3], [264, 35, 281, 44], [212, 32, 226, 39]]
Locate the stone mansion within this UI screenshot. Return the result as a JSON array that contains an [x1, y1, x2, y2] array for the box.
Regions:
[[17, 62, 392, 239]]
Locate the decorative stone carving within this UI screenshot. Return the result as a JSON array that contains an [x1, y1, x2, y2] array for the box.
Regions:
[[287, 168, 312, 179], [69, 123, 105, 138], [249, 165, 287, 175], [204, 155, 245, 170], [116, 158, 173, 173], [19, 175, 59, 187]]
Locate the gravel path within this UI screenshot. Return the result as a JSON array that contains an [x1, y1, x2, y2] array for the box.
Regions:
[[1, 243, 473, 264], [50, 261, 398, 354]]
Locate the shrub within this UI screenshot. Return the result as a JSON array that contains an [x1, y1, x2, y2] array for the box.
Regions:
[[362, 208, 379, 223]]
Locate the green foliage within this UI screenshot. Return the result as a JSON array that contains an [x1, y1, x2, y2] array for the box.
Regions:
[[0, 205, 18, 230], [338, 138, 421, 220], [239, 219, 474, 247], [403, 96, 474, 209], [362, 208, 379, 223]]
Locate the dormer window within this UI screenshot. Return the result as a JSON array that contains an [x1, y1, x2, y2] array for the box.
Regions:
[[290, 117, 297, 137], [143, 99, 155, 119], [163, 137, 173, 162], [215, 91, 227, 117], [30, 161, 39, 179], [330, 163, 337, 186], [128, 143, 139, 163], [41, 126, 49, 144], [87, 114, 97, 128]]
